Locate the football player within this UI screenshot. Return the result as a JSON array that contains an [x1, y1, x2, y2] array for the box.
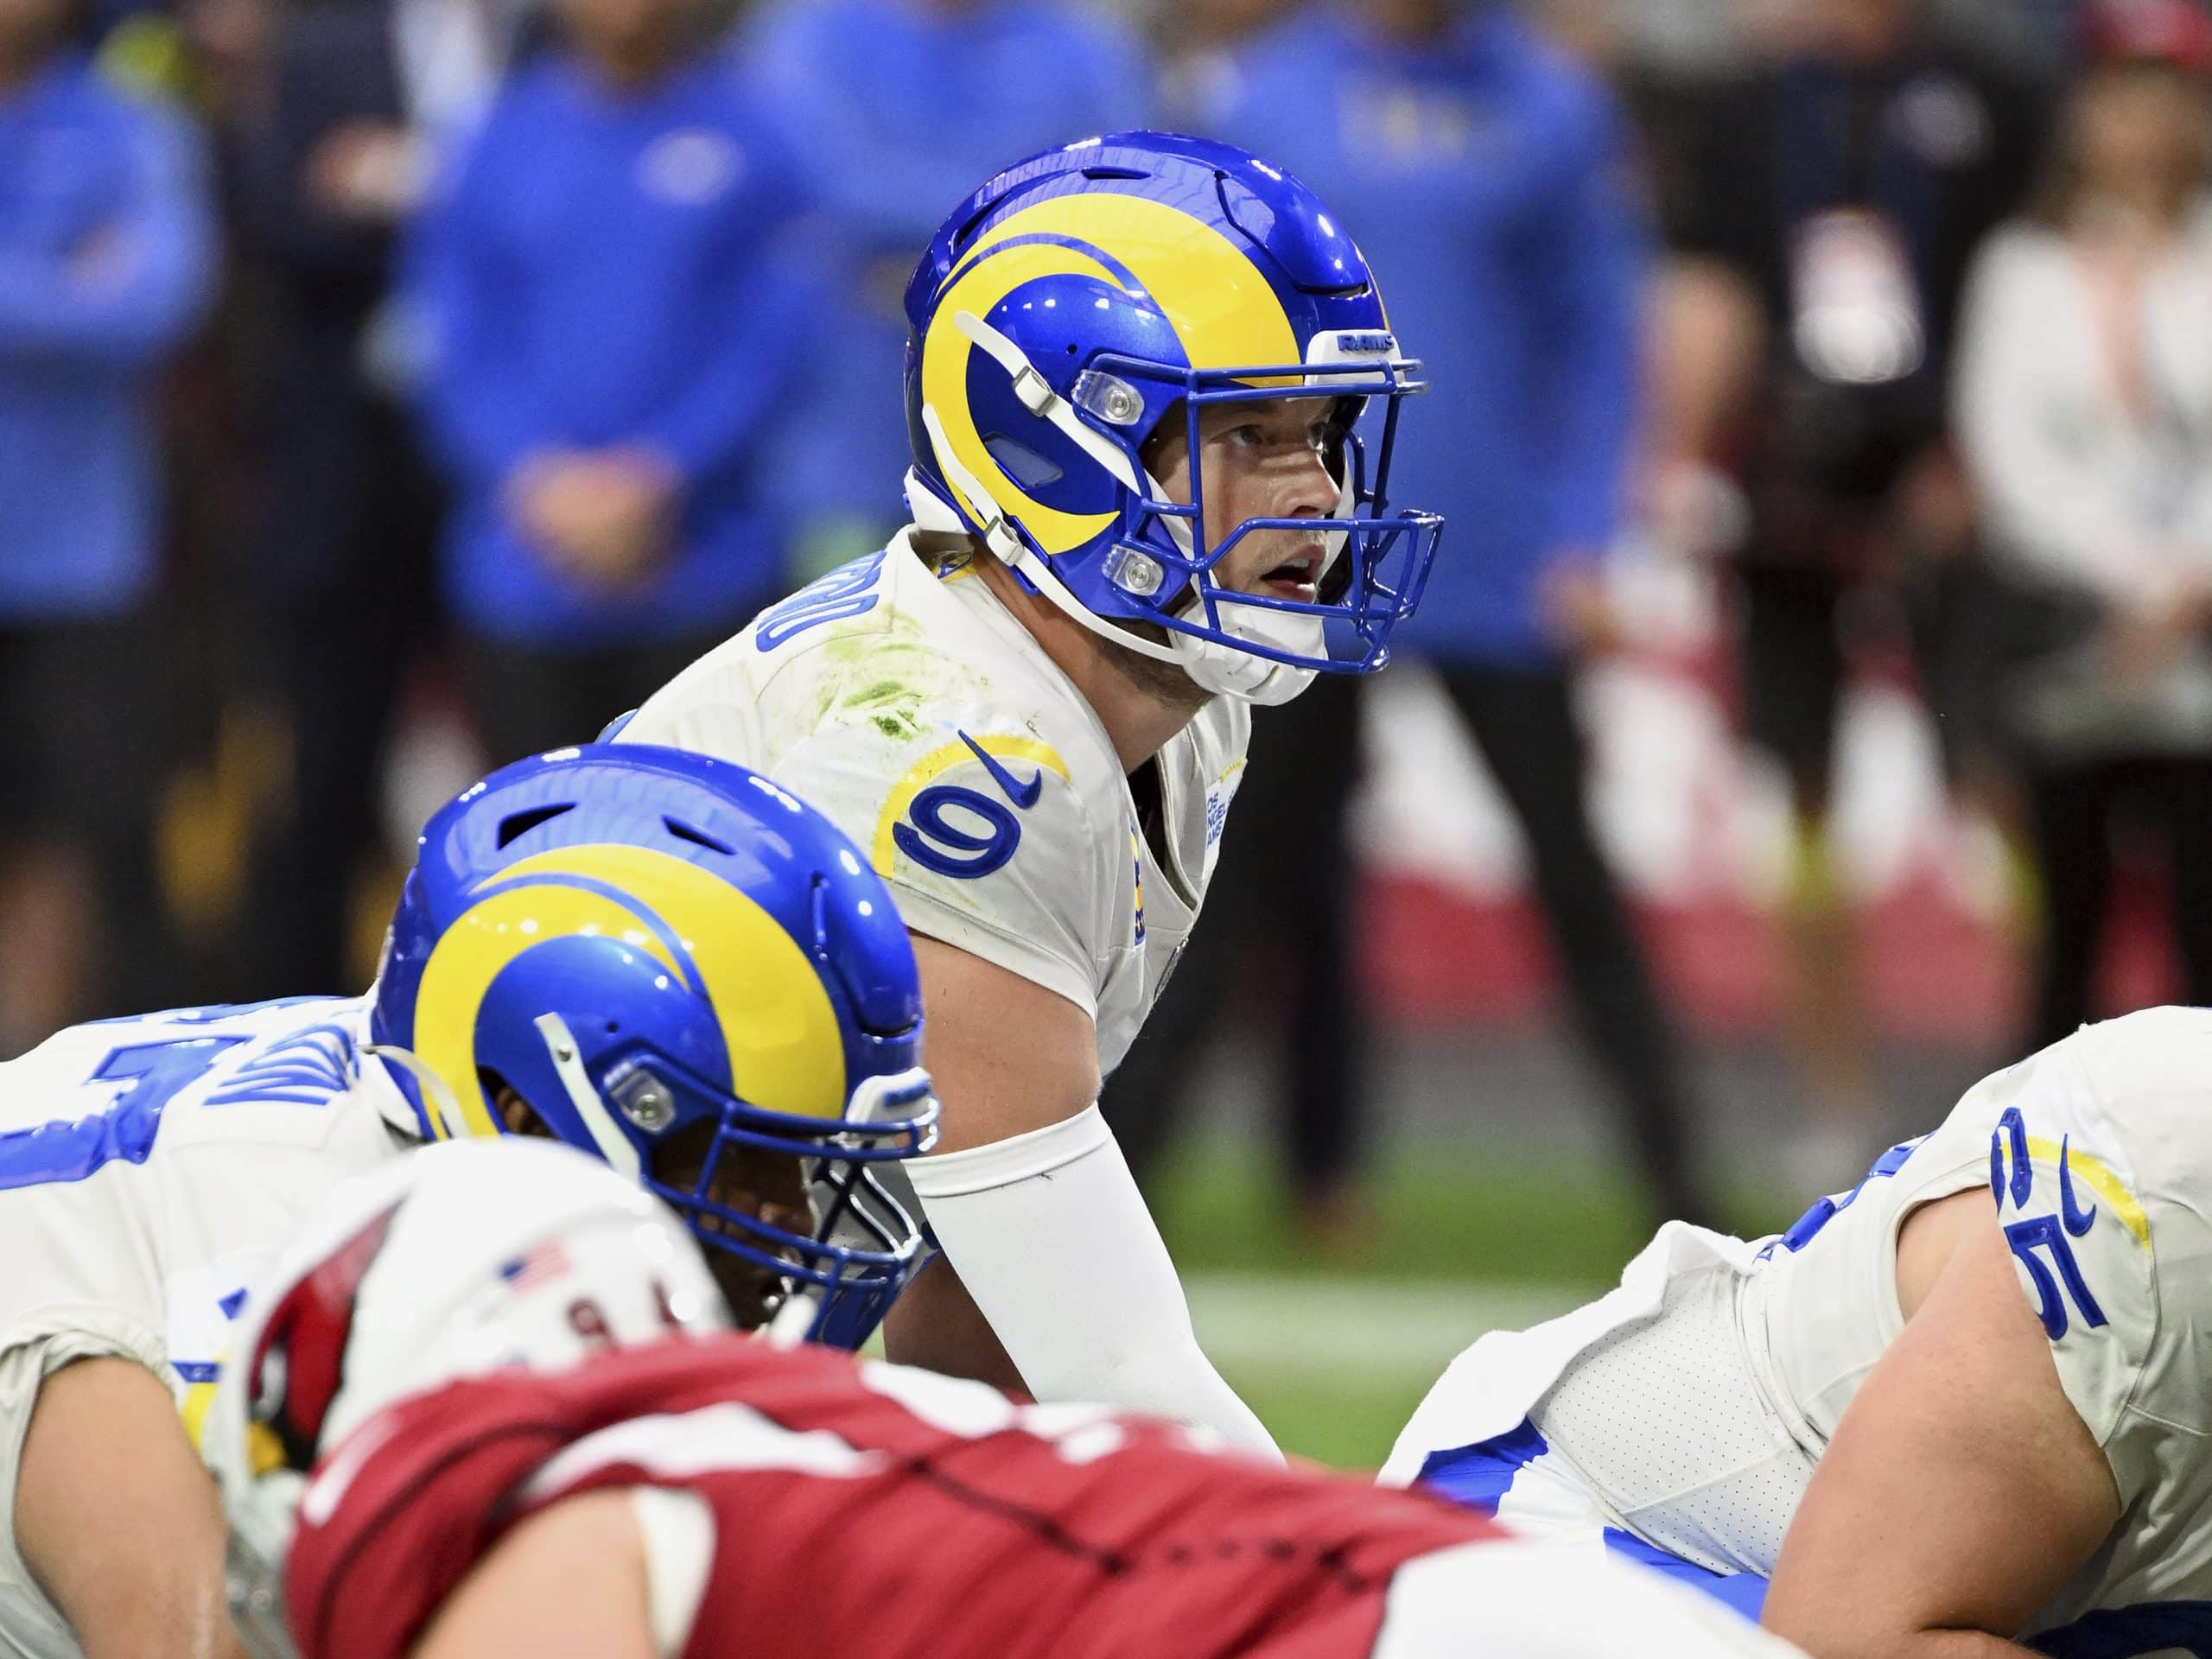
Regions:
[[0, 744, 936, 1659], [1382, 1007, 2212, 1657], [615, 131, 1443, 1447], [207, 1137, 1804, 1659]]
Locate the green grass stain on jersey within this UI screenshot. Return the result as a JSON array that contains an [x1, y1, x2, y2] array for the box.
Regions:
[[798, 613, 992, 742]]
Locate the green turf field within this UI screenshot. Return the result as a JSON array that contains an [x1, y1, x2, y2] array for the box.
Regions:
[[1152, 1138, 1801, 1469]]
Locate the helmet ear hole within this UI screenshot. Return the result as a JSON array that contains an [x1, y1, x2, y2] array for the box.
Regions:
[[480, 1070, 551, 1139]]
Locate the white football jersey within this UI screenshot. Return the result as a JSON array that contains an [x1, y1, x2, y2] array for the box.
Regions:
[[619, 532, 1250, 1075], [1386, 1007, 2212, 1653], [1749, 1005, 2212, 1646], [0, 995, 414, 1658]]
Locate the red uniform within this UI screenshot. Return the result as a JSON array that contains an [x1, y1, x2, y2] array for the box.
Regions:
[[283, 1335, 1502, 1659]]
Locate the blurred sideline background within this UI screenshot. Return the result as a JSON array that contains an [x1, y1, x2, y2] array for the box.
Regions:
[[9, 0, 2212, 1466]]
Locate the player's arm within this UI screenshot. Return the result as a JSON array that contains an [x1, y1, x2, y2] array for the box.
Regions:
[[14, 1357, 248, 1659], [410, 1491, 657, 1659], [1760, 1194, 2120, 1658], [884, 935, 1278, 1457]]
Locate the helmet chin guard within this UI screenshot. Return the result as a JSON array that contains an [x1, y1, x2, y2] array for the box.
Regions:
[[902, 131, 1444, 705]]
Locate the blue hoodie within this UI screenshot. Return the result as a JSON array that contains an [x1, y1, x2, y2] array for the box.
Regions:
[[405, 51, 817, 647], [739, 0, 1151, 524], [0, 53, 213, 620], [1205, 5, 1646, 668]]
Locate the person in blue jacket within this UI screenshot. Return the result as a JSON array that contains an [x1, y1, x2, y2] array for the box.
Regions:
[[0, 0, 213, 1052], [1207, 0, 1711, 1226], [404, 0, 817, 766], [741, 0, 1151, 563]]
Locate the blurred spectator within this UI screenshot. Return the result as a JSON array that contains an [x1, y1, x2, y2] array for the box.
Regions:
[[1953, 48, 2212, 1046], [1941, 0, 2085, 75], [1674, 0, 2043, 1172], [1596, 0, 1763, 76], [405, 0, 813, 763], [1199, 0, 1710, 1229], [1109, 0, 1372, 1252], [741, 0, 1149, 567], [1148, 0, 1282, 125], [225, 0, 520, 992], [0, 0, 214, 1051], [2086, 0, 2212, 67], [1103, 670, 1374, 1254]]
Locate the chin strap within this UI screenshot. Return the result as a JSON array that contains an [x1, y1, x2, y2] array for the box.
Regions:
[[916, 314, 1338, 707], [953, 310, 1154, 499], [762, 1287, 821, 1349], [360, 1042, 469, 1142], [531, 1014, 643, 1179], [917, 406, 1191, 671]]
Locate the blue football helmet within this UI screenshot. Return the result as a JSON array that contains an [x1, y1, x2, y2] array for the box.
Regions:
[[368, 744, 938, 1348], [903, 130, 1442, 706]]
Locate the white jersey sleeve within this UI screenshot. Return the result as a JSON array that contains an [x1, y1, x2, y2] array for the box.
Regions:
[[0, 998, 405, 1394], [621, 547, 1111, 1015], [747, 656, 1106, 1020], [1972, 1010, 2212, 1510], [1751, 1006, 2212, 1636], [0, 996, 411, 1656]]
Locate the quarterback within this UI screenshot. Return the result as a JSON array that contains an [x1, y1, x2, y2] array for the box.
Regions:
[[0, 745, 936, 1659], [208, 1138, 1803, 1659], [1383, 1007, 2212, 1658], [617, 130, 1441, 1445]]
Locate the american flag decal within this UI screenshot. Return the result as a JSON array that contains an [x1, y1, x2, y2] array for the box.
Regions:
[[498, 1240, 572, 1291]]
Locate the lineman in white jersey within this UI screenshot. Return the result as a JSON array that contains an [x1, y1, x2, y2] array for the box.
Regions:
[[617, 130, 1441, 1446], [1383, 1005, 2212, 1657], [0, 743, 938, 1659], [0, 995, 409, 1659]]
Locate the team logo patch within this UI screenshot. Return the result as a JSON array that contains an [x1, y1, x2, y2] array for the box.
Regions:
[[958, 731, 1043, 808]]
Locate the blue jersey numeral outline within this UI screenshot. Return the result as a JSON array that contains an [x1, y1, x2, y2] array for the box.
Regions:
[[1991, 1109, 2107, 1340], [0, 1036, 246, 1191], [755, 550, 888, 652], [893, 731, 1046, 880]]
